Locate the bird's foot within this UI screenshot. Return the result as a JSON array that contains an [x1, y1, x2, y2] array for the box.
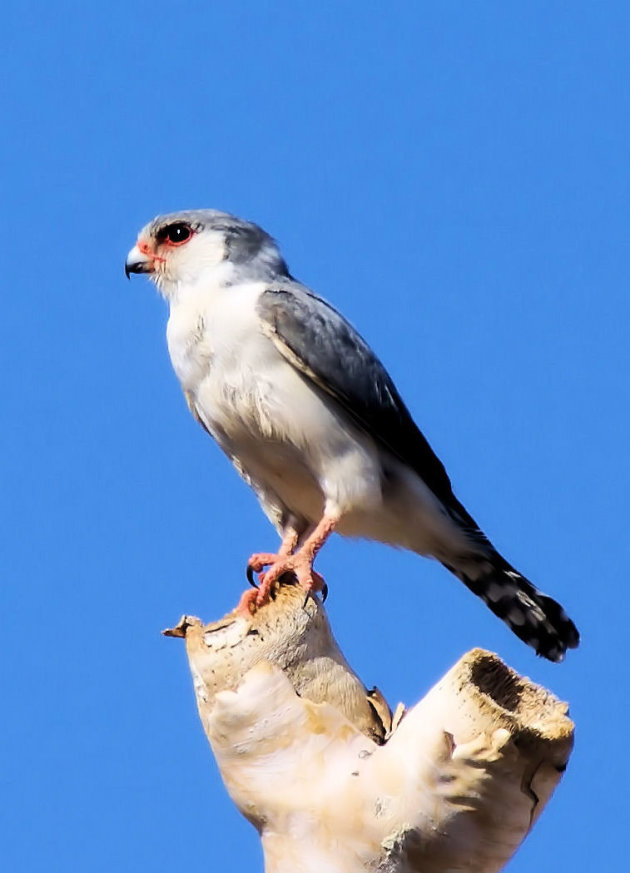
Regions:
[[246, 552, 281, 587], [239, 551, 328, 615], [260, 552, 327, 602]]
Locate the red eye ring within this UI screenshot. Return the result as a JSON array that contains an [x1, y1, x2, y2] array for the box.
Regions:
[[158, 222, 194, 247]]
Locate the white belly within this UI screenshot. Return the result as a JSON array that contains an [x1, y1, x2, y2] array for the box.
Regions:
[[166, 282, 384, 523]]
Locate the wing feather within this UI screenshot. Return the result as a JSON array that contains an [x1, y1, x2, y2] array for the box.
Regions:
[[257, 285, 468, 516]]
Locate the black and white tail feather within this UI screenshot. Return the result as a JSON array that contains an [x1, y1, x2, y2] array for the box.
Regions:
[[441, 506, 579, 662], [444, 557, 579, 661], [441, 494, 580, 663]]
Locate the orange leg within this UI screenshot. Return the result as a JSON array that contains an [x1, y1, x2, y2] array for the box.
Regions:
[[237, 514, 338, 615]]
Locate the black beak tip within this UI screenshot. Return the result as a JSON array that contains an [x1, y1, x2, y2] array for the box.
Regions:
[[125, 258, 152, 278]]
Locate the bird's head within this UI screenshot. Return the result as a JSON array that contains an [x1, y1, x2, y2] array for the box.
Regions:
[[125, 209, 290, 299]]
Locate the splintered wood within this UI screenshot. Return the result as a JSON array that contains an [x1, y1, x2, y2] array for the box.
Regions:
[[166, 581, 573, 873]]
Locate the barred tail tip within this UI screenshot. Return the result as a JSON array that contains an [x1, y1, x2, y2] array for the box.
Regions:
[[453, 563, 579, 663]]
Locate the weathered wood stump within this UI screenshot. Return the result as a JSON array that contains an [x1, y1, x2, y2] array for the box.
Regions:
[[166, 580, 574, 873]]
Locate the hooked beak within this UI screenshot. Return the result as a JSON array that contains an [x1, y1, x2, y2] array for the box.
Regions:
[[125, 244, 155, 279]]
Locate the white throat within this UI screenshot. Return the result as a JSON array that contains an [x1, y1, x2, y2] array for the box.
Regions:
[[155, 258, 240, 305]]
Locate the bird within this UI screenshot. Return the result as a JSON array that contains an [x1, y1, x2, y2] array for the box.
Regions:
[[125, 209, 579, 662]]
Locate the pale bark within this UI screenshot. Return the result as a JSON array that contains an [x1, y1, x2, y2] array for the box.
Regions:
[[165, 580, 573, 873]]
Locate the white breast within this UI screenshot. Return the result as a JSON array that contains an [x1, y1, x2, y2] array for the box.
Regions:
[[166, 281, 384, 523]]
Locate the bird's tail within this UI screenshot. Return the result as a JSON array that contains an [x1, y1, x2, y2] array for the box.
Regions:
[[442, 552, 580, 662]]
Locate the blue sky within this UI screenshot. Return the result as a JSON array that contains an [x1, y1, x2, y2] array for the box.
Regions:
[[2, 3, 628, 870]]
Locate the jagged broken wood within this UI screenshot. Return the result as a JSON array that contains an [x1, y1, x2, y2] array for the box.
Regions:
[[165, 580, 574, 873]]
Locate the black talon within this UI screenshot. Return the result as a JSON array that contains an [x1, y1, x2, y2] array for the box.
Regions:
[[302, 582, 328, 608], [246, 565, 259, 588]]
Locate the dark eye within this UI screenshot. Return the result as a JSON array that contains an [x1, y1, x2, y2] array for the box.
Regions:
[[159, 222, 193, 246]]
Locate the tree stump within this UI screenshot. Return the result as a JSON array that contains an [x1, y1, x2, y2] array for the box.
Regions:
[[165, 580, 574, 873]]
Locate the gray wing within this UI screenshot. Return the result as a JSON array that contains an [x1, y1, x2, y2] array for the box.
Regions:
[[257, 284, 472, 519]]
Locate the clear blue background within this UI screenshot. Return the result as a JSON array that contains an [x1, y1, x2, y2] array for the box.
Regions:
[[2, 3, 627, 870]]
